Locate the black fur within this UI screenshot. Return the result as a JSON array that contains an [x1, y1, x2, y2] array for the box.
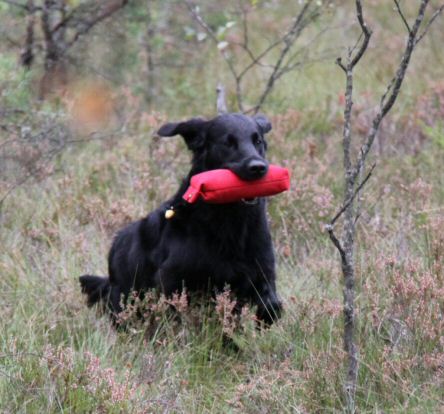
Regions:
[[79, 113, 282, 325]]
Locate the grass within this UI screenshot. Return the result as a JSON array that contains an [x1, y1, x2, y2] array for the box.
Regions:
[[1, 2, 444, 413]]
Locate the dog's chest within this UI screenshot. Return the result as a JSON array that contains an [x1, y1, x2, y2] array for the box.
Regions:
[[166, 208, 260, 267], [187, 216, 251, 259]]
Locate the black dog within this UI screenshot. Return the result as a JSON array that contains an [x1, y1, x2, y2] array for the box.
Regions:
[[79, 113, 282, 325]]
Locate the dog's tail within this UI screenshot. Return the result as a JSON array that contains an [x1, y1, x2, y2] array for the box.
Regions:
[[79, 275, 111, 308]]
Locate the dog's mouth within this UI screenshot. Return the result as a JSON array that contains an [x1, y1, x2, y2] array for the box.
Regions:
[[241, 197, 258, 205]]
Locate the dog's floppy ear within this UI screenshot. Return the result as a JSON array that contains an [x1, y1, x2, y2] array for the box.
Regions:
[[253, 114, 272, 134], [157, 118, 207, 151]]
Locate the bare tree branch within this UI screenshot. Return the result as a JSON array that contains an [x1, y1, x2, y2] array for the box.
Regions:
[[216, 83, 228, 115], [326, 225, 346, 264], [336, 57, 347, 73], [183, 0, 325, 113], [415, 3, 444, 44], [19, 0, 35, 69], [0, 116, 123, 212], [1, 0, 40, 11], [7, 0, 128, 75], [328, 163, 376, 228], [251, 2, 313, 114], [394, 0, 412, 33], [354, 0, 430, 181], [63, 0, 129, 50], [350, 0, 372, 67]]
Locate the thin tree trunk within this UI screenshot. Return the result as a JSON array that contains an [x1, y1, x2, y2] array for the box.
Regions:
[[20, 0, 35, 69], [327, 1, 443, 412], [145, 0, 155, 107]]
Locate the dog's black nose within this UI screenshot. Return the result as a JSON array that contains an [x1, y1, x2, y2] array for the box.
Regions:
[[247, 160, 268, 177]]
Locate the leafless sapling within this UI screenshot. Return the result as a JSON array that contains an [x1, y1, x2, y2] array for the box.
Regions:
[[326, 1, 444, 412]]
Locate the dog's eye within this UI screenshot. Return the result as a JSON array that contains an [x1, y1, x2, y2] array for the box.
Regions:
[[252, 133, 262, 146], [225, 135, 237, 149]]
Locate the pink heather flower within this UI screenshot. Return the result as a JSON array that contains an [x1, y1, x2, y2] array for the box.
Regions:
[[215, 289, 237, 335]]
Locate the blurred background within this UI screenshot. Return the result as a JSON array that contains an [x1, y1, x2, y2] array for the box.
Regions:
[[1, 1, 444, 412]]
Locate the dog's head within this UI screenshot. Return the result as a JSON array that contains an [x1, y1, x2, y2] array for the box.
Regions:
[[157, 113, 272, 181]]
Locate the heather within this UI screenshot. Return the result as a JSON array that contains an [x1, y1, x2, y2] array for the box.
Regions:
[[1, 1, 444, 412]]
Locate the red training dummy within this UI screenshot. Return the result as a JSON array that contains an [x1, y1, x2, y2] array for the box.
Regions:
[[182, 164, 290, 204]]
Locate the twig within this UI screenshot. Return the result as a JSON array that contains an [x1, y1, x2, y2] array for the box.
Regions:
[[0, 172, 34, 211], [354, 0, 431, 180], [183, 0, 324, 113], [350, 0, 372, 68], [325, 225, 346, 262], [0, 0, 40, 11], [0, 122, 122, 213], [394, 0, 412, 33], [183, 0, 241, 108], [336, 57, 346, 72], [216, 83, 228, 115], [415, 3, 444, 44], [328, 163, 376, 228], [251, 3, 314, 114], [64, 0, 129, 50]]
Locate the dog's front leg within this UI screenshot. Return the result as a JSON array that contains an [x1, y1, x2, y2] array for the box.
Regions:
[[255, 287, 282, 325], [154, 265, 184, 296], [253, 263, 282, 325]]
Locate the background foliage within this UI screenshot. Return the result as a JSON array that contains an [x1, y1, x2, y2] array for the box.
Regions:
[[1, 1, 443, 412]]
